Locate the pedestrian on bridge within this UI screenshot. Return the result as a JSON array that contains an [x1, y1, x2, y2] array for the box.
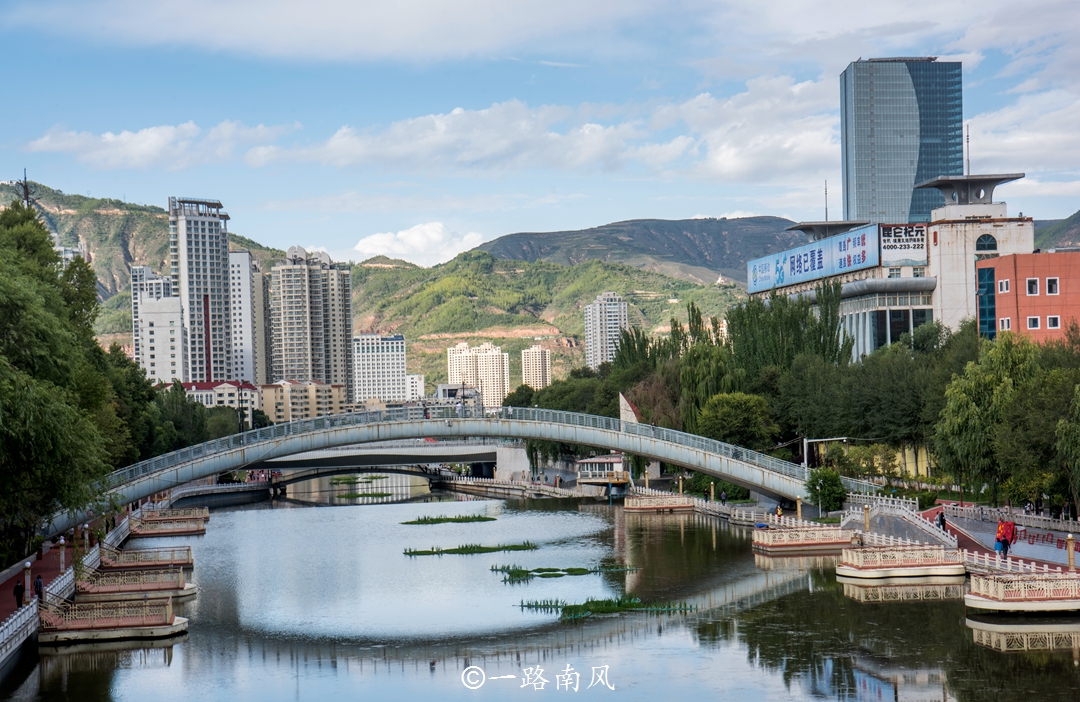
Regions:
[[720, 490, 727, 506], [33, 574, 43, 603], [13, 579, 24, 609]]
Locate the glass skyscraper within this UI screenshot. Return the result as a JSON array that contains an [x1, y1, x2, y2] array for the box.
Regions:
[[841, 58, 963, 224]]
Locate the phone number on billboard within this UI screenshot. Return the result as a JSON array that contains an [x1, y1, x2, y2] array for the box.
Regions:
[[882, 243, 923, 250]]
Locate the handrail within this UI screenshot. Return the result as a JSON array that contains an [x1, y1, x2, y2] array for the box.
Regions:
[[87, 407, 879, 505], [847, 492, 918, 512], [944, 504, 1080, 535], [842, 504, 957, 548], [0, 600, 38, 664]]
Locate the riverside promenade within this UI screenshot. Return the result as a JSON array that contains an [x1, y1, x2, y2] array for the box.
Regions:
[[0, 548, 66, 622]]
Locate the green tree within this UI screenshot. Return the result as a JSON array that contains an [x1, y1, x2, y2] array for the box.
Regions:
[[805, 467, 846, 513], [1055, 384, 1080, 516], [503, 384, 535, 407], [697, 392, 778, 452], [934, 332, 1039, 505], [207, 406, 239, 439]]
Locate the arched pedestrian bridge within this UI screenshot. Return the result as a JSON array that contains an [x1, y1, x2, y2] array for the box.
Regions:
[[48, 407, 877, 535]]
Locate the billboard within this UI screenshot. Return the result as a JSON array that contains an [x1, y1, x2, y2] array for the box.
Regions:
[[747, 224, 880, 294], [879, 224, 928, 267]]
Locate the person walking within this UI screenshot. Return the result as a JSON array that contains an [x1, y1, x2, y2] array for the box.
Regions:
[[33, 574, 43, 603], [13, 579, 24, 609], [720, 490, 727, 506], [1002, 536, 1011, 559]]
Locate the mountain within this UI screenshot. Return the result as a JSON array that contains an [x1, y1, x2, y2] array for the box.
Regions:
[[1035, 209, 1080, 250], [1, 183, 745, 384], [0, 181, 284, 298], [352, 250, 744, 385], [477, 216, 804, 285]]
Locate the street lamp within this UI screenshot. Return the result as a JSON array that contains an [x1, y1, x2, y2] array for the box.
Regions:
[[801, 436, 850, 471]]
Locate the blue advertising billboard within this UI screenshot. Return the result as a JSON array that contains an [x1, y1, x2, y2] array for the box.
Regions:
[[747, 224, 879, 294]]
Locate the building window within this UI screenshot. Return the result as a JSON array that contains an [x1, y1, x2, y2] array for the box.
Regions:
[[1027, 278, 1039, 296], [976, 234, 998, 251], [913, 266, 926, 278], [998, 279, 1010, 294], [888, 267, 901, 279], [977, 267, 997, 340], [1000, 318, 1011, 331], [1048, 316, 1061, 329], [1048, 278, 1060, 295], [1028, 317, 1040, 330]]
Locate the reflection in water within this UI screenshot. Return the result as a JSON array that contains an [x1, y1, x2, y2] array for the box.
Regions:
[[838, 575, 967, 604], [968, 616, 1080, 660], [3, 498, 1080, 701]]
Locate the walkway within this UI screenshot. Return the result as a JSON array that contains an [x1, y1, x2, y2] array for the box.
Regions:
[[0, 547, 64, 623], [47, 407, 881, 537], [922, 506, 1067, 571]]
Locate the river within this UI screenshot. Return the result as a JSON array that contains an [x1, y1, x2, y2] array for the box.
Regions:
[[3, 488, 1079, 701]]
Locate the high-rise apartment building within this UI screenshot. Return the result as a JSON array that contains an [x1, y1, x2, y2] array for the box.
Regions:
[[131, 265, 187, 383], [270, 247, 352, 389], [352, 333, 408, 403], [131, 265, 172, 369], [446, 342, 510, 408], [251, 268, 273, 385], [841, 58, 963, 224], [407, 374, 425, 401], [521, 344, 551, 390], [584, 292, 628, 369], [169, 197, 232, 382], [134, 297, 186, 384], [228, 250, 257, 382]]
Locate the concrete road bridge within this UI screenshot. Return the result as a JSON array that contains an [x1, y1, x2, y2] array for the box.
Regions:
[[46, 407, 878, 535]]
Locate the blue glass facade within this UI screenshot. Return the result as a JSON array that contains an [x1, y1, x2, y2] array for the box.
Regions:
[[977, 267, 996, 339], [841, 59, 963, 224]]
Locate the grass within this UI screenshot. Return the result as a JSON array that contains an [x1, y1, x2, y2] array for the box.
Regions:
[[330, 477, 360, 485], [338, 491, 393, 499], [404, 542, 537, 556], [490, 564, 636, 583], [400, 515, 497, 525], [520, 596, 696, 620], [812, 517, 843, 524]]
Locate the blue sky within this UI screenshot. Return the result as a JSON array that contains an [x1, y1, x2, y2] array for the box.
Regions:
[[2, 0, 1078, 265]]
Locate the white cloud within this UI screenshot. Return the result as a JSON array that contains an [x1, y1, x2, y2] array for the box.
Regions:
[[249, 100, 643, 173], [3, 0, 659, 61], [969, 90, 1080, 173], [26, 120, 296, 170], [352, 222, 485, 267]]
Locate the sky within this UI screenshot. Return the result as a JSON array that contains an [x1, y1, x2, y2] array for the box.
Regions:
[[1, 0, 1078, 266]]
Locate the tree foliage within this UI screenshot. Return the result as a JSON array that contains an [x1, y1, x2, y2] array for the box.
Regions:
[[805, 468, 847, 513]]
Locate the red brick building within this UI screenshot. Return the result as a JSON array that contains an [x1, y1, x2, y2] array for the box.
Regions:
[[976, 252, 1080, 340]]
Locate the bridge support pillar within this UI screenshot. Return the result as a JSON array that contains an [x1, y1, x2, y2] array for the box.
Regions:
[[1069, 534, 1075, 572], [863, 504, 871, 533], [710, 483, 715, 503], [23, 562, 31, 605], [678, 476, 683, 495], [796, 497, 802, 521]]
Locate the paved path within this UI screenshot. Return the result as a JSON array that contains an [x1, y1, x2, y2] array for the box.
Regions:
[[921, 506, 1067, 570], [0, 547, 65, 622]]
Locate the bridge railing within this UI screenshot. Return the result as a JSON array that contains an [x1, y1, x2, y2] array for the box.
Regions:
[[847, 493, 918, 512], [0, 600, 38, 665], [95, 406, 879, 504], [969, 572, 1080, 602], [943, 504, 1080, 535]]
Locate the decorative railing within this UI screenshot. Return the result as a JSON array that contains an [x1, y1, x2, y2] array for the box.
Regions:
[[102, 517, 129, 549], [100, 544, 193, 567], [129, 518, 204, 533], [81, 544, 101, 570], [843, 582, 966, 603], [970, 625, 1080, 652], [43, 568, 75, 606], [625, 495, 696, 509], [167, 481, 269, 505], [88, 406, 879, 503], [961, 549, 1059, 575], [840, 545, 962, 569], [842, 503, 958, 547], [578, 469, 631, 481], [78, 568, 186, 592], [943, 504, 1080, 536], [862, 533, 928, 548], [969, 572, 1080, 602], [753, 528, 855, 547], [0, 599, 38, 664], [443, 475, 584, 498], [140, 508, 209, 522], [847, 492, 918, 512], [39, 597, 174, 631]]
